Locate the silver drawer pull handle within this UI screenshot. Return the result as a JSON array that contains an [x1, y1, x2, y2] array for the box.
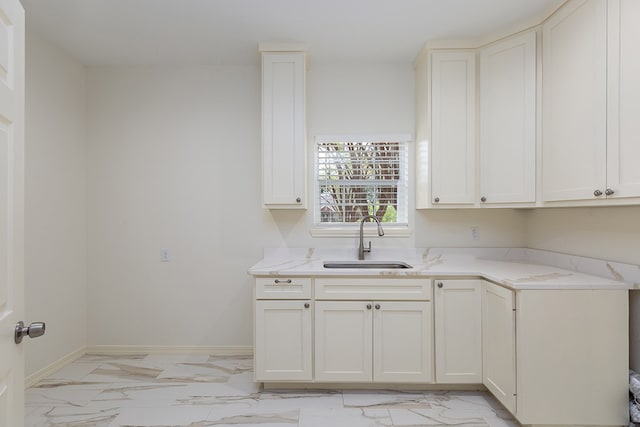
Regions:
[[274, 279, 292, 284]]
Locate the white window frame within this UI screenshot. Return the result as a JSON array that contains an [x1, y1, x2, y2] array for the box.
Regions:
[[311, 134, 412, 237]]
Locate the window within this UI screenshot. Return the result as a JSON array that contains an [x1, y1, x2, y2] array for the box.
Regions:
[[315, 135, 409, 230]]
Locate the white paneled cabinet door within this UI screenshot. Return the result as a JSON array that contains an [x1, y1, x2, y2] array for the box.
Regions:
[[606, 0, 640, 199], [430, 51, 476, 206], [315, 301, 372, 382], [542, 0, 607, 202], [482, 281, 516, 414], [261, 51, 306, 209], [254, 300, 312, 381], [373, 301, 432, 383], [480, 32, 536, 205], [434, 280, 482, 383], [0, 0, 24, 426]]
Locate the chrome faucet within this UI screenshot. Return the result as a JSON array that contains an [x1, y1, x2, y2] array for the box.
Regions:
[[358, 215, 384, 260]]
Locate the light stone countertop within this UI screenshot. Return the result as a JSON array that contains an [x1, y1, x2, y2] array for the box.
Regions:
[[248, 247, 639, 290]]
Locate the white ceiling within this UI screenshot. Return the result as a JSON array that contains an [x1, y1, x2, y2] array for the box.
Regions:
[[20, 0, 565, 66]]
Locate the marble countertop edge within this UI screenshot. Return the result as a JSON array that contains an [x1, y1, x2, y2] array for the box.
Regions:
[[248, 247, 638, 291]]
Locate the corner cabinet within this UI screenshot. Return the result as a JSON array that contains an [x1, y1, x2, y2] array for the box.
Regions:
[[416, 34, 536, 209], [481, 280, 629, 426], [261, 50, 307, 209], [542, 0, 640, 203]]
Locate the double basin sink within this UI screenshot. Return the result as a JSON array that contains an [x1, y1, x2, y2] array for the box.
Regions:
[[323, 261, 412, 269]]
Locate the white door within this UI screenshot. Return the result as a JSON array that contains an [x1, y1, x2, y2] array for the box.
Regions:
[[542, 0, 607, 202], [434, 280, 482, 383], [261, 51, 306, 209], [479, 31, 536, 205], [606, 0, 640, 199], [254, 300, 312, 381], [373, 301, 432, 383], [0, 0, 25, 425], [482, 281, 516, 414], [315, 301, 372, 382], [430, 51, 476, 206]]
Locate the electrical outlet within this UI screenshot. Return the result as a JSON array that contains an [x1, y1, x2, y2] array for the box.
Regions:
[[160, 248, 170, 262], [470, 226, 479, 241]]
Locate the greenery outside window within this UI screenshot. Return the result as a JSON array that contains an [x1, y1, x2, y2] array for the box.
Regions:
[[315, 134, 410, 232]]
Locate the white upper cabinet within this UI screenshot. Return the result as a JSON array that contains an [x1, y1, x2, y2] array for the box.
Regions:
[[542, 0, 607, 202], [261, 50, 307, 209], [430, 51, 476, 206], [479, 32, 536, 205], [606, 0, 640, 199], [542, 0, 640, 203]]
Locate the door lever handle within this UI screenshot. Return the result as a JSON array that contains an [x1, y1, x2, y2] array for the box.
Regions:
[[15, 321, 46, 344]]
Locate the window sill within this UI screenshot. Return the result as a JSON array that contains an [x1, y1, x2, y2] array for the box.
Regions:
[[310, 224, 412, 238]]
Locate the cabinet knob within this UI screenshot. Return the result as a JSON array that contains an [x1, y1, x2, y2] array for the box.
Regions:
[[594, 189, 603, 197], [304, 303, 310, 308], [480, 196, 487, 202], [437, 282, 443, 288], [434, 197, 440, 203], [366, 304, 372, 310], [296, 197, 301, 203], [605, 188, 615, 196], [274, 279, 292, 284], [375, 304, 381, 310]]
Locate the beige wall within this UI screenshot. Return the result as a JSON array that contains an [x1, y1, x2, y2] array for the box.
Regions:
[[28, 36, 634, 370], [524, 206, 640, 264], [24, 31, 87, 376], [84, 63, 526, 347], [524, 206, 640, 371]]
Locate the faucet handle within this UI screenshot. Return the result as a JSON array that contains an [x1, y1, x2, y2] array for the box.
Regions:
[[364, 240, 372, 254]]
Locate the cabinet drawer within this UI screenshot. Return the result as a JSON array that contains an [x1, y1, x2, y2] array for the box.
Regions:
[[315, 278, 431, 301], [255, 277, 312, 299]]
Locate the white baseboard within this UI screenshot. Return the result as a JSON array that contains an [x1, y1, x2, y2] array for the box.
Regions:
[[25, 346, 87, 388], [85, 345, 253, 356]]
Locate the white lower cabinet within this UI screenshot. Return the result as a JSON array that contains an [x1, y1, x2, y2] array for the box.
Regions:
[[315, 300, 432, 383], [481, 281, 516, 413], [481, 280, 629, 425], [254, 300, 312, 381], [254, 276, 629, 426], [434, 279, 482, 383]]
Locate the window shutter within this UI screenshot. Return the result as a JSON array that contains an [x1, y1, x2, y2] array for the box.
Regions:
[[316, 138, 408, 224]]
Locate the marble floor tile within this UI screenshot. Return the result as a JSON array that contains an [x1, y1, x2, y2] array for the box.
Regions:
[[108, 406, 212, 426], [257, 391, 344, 411], [298, 408, 393, 427], [25, 354, 521, 427]]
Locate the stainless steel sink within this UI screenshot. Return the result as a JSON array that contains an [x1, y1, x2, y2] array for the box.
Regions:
[[323, 261, 413, 269]]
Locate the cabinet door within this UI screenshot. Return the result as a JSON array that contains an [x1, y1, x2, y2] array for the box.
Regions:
[[480, 32, 536, 204], [606, 0, 640, 199], [373, 301, 432, 383], [315, 301, 372, 382], [262, 52, 306, 209], [542, 0, 607, 202], [482, 281, 516, 414], [254, 300, 312, 381], [430, 51, 476, 206], [434, 280, 482, 383]]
